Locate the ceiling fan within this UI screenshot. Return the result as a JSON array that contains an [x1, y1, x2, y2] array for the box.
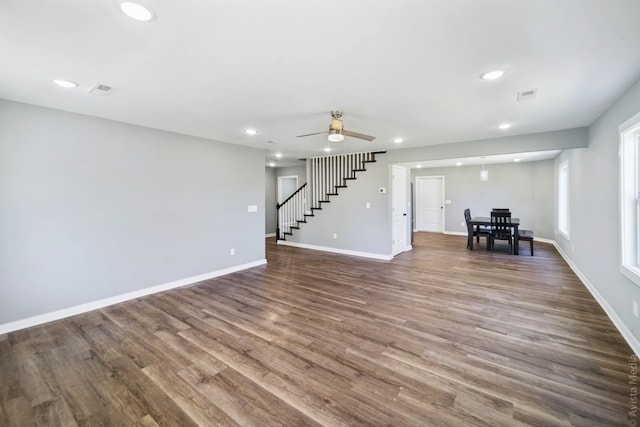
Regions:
[[297, 110, 376, 142]]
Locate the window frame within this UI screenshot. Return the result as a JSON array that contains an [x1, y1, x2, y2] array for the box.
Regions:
[[557, 160, 570, 240], [620, 111, 640, 287]]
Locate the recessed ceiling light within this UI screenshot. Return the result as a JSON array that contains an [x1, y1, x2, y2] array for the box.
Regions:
[[275, 153, 282, 158], [245, 129, 257, 136], [268, 162, 276, 167], [456, 162, 463, 166], [497, 123, 512, 130], [120, 2, 155, 22], [52, 79, 78, 88], [514, 158, 521, 162], [393, 137, 403, 144], [481, 70, 504, 80], [416, 165, 422, 169], [324, 147, 331, 153]]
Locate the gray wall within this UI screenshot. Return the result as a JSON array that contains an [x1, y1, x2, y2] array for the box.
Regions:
[[411, 159, 555, 239], [265, 167, 277, 234], [554, 77, 640, 344], [0, 100, 266, 324], [532, 160, 555, 240], [275, 165, 307, 186], [286, 159, 391, 255]]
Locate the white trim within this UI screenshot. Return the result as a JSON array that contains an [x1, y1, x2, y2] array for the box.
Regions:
[[405, 245, 413, 252], [443, 231, 467, 236], [619, 112, 640, 288], [277, 240, 392, 260], [0, 259, 267, 335], [534, 237, 555, 245], [265, 233, 276, 238], [553, 242, 640, 357]]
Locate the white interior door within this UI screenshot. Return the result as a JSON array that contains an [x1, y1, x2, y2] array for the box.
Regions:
[[277, 176, 298, 203], [416, 176, 444, 232], [392, 165, 407, 256]]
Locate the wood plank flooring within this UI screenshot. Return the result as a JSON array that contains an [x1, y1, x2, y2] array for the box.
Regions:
[[0, 232, 635, 426]]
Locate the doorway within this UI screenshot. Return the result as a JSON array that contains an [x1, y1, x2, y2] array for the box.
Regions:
[[415, 176, 444, 232], [277, 175, 298, 204], [392, 165, 408, 256]]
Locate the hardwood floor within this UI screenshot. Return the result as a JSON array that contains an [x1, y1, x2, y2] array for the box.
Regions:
[[0, 233, 635, 426]]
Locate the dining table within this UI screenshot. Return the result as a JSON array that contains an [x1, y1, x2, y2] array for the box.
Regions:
[[469, 216, 521, 255]]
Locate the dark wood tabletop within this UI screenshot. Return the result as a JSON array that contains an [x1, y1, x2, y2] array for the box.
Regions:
[[469, 216, 520, 226]]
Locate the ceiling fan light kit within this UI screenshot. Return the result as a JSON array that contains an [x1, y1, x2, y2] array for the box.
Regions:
[[297, 110, 376, 143], [328, 130, 344, 142]]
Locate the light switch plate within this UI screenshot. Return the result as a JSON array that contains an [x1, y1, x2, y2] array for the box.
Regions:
[[248, 205, 258, 212]]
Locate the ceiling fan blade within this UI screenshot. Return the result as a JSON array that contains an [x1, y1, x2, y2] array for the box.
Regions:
[[343, 130, 376, 141], [296, 131, 328, 138]]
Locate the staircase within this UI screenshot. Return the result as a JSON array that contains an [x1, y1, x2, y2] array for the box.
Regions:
[[276, 151, 385, 240]]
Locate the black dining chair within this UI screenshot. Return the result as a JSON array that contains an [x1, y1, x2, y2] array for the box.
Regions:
[[490, 211, 513, 254], [518, 229, 535, 255], [492, 208, 510, 213], [464, 208, 491, 250]]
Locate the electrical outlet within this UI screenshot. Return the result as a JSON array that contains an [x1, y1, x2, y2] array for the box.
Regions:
[[366, 202, 371, 209], [333, 233, 338, 239], [230, 248, 235, 256], [633, 300, 638, 318], [461, 221, 465, 228]]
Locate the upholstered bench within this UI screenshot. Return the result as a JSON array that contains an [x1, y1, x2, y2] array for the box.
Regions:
[[518, 230, 535, 256]]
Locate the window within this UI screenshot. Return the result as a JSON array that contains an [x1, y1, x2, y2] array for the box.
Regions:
[[620, 112, 640, 287], [558, 160, 570, 239]]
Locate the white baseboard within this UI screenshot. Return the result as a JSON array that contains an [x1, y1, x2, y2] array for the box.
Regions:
[[534, 237, 555, 244], [277, 240, 392, 261], [553, 243, 640, 357], [265, 233, 276, 238], [443, 231, 467, 236], [0, 259, 267, 336]]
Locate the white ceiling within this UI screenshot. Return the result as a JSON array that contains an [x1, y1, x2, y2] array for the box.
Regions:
[[2, 1, 640, 167]]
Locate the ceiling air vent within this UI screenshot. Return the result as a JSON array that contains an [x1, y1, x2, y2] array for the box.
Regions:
[[89, 83, 115, 96], [517, 89, 537, 101]]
